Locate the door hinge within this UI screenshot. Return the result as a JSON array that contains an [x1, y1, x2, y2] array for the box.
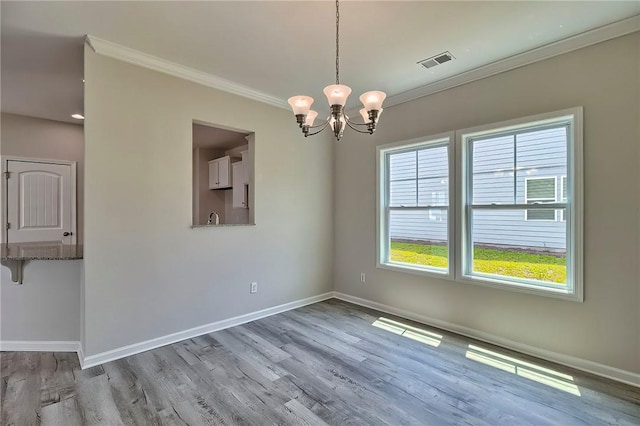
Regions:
[[4, 171, 10, 179], [6, 223, 10, 230]]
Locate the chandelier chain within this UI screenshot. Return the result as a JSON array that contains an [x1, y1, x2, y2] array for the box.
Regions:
[[335, 0, 340, 84]]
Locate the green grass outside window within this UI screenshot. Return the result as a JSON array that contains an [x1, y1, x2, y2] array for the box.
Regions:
[[390, 242, 566, 284]]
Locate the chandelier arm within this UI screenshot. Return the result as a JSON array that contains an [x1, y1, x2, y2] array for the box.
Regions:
[[345, 116, 370, 127], [307, 117, 331, 130], [305, 121, 331, 137], [345, 120, 374, 134]]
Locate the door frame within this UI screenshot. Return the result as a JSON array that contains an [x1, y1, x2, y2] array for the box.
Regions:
[[2, 156, 77, 244]]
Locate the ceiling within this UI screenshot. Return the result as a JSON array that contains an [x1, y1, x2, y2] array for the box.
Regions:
[[192, 123, 248, 150], [2, 1, 639, 124]]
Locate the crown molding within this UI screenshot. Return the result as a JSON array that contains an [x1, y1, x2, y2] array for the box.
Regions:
[[85, 35, 289, 110], [383, 15, 640, 109], [88, 15, 638, 114]]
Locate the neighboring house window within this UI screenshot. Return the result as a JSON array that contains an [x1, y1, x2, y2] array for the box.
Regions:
[[525, 177, 557, 221], [377, 108, 583, 301], [378, 134, 452, 276], [429, 192, 446, 221], [560, 176, 567, 222]]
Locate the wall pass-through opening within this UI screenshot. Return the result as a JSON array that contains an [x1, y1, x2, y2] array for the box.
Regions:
[[192, 121, 255, 227]]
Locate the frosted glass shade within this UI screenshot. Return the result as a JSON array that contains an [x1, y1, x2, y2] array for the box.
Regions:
[[304, 110, 318, 126], [359, 91, 386, 111], [287, 96, 314, 115], [323, 84, 352, 107]]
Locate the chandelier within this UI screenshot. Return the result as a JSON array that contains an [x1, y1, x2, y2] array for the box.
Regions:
[[287, 0, 386, 141]]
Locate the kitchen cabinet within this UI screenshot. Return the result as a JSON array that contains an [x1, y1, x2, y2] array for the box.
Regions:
[[240, 150, 249, 184], [208, 156, 231, 189], [232, 161, 248, 209]]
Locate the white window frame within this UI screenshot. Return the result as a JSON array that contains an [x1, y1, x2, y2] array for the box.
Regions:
[[376, 108, 583, 301], [524, 176, 558, 222], [456, 107, 583, 302], [376, 132, 455, 279]]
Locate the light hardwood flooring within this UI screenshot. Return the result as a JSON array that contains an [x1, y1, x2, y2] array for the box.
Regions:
[[2, 299, 639, 425]]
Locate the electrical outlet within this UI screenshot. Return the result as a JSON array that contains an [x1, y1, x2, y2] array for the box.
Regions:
[[250, 282, 258, 294], [360, 273, 366, 283]]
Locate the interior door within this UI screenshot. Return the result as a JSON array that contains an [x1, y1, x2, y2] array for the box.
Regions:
[[6, 160, 74, 243]]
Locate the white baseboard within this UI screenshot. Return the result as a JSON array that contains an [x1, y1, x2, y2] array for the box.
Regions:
[[0, 340, 81, 353], [81, 292, 334, 369], [333, 292, 640, 388], [77, 343, 86, 369]]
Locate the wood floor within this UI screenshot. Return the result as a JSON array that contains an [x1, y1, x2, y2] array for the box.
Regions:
[[2, 299, 640, 425]]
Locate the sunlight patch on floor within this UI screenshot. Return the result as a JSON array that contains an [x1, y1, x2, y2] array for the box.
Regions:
[[372, 317, 442, 347], [465, 344, 581, 396]]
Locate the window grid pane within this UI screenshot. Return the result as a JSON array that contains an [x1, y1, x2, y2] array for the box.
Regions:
[[386, 142, 449, 272], [389, 208, 448, 270], [471, 126, 567, 207], [467, 123, 570, 290], [471, 208, 567, 286]]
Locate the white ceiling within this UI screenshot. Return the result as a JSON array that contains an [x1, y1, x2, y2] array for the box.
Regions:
[[192, 123, 248, 150], [2, 1, 639, 124]]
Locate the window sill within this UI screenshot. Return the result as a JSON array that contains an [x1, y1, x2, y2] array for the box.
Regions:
[[377, 261, 582, 302], [377, 261, 453, 281], [457, 273, 582, 302]]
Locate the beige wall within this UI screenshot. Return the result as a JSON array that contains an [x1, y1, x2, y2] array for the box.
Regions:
[[83, 45, 334, 356], [1, 261, 81, 341], [1, 112, 85, 243], [334, 33, 640, 373]]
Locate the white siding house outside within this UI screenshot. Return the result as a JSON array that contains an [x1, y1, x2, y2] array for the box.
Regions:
[[389, 126, 567, 252]]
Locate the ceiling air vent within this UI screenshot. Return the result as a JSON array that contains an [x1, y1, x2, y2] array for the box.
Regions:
[[418, 51, 455, 69]]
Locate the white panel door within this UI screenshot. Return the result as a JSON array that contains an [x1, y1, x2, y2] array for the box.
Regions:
[[6, 160, 74, 243]]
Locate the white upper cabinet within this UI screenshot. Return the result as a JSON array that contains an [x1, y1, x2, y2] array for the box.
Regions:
[[232, 161, 248, 209], [208, 156, 232, 189], [240, 150, 249, 185]]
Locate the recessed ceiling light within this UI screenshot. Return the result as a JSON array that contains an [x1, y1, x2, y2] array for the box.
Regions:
[[71, 114, 84, 120]]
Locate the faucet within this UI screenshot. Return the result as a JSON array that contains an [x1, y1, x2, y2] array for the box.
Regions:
[[208, 211, 220, 225]]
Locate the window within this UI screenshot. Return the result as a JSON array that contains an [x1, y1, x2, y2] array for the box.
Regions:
[[377, 134, 453, 276], [377, 108, 583, 301], [525, 177, 557, 221], [460, 108, 582, 300]]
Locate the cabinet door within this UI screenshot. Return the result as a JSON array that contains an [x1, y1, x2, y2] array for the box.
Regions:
[[232, 162, 247, 208], [218, 156, 231, 188], [208, 160, 219, 189], [241, 151, 250, 184]]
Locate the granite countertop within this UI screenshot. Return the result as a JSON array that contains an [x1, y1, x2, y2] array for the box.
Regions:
[[1, 243, 83, 261], [192, 224, 255, 228]]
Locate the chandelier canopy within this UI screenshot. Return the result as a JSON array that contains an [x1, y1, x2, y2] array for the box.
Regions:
[[287, 0, 386, 141]]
